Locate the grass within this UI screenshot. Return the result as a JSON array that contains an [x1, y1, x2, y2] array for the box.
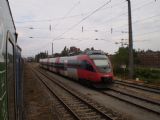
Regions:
[[114, 67, 160, 85]]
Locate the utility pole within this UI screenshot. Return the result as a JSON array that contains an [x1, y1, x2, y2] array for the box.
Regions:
[[127, 0, 134, 79], [49, 24, 53, 57], [52, 42, 53, 56]]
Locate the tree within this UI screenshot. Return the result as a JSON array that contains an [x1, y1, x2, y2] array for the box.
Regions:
[[61, 46, 68, 56], [112, 47, 129, 67], [35, 52, 48, 62], [112, 47, 139, 67]]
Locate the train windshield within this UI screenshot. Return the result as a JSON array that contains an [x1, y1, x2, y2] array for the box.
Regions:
[[93, 59, 111, 73]]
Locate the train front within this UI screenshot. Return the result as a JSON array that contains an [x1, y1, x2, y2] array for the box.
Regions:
[[87, 51, 114, 87]]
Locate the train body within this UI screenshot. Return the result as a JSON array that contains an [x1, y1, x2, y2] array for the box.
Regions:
[[40, 51, 114, 87], [0, 0, 23, 120]]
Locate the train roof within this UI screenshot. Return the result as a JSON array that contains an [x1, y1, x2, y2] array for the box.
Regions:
[[40, 50, 107, 60], [6, 0, 16, 30], [84, 50, 105, 55]]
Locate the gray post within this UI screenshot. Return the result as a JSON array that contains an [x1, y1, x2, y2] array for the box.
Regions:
[[127, 0, 134, 79], [52, 42, 53, 56]]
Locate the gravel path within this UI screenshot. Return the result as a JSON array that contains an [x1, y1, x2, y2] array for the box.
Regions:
[[23, 63, 55, 120]]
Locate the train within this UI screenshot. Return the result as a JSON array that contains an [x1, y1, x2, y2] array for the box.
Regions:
[[0, 0, 23, 120], [39, 50, 114, 88]]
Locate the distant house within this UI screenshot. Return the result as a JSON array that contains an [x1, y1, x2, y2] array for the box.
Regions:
[[70, 46, 80, 53], [27, 57, 34, 62], [137, 50, 160, 68]]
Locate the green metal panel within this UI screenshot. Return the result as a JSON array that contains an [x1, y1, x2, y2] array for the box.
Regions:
[[0, 63, 8, 120]]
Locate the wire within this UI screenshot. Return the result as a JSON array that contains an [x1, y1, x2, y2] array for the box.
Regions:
[[15, 14, 86, 23], [17, 13, 160, 32], [93, 0, 154, 29], [113, 14, 160, 29], [53, 1, 80, 29], [15, 0, 125, 24], [134, 29, 160, 37], [53, 0, 111, 40], [86, 0, 158, 31]]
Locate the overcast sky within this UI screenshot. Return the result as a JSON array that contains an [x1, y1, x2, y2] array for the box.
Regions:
[[9, 0, 160, 57]]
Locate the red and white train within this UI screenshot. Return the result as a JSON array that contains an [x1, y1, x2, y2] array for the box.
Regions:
[[39, 50, 114, 87]]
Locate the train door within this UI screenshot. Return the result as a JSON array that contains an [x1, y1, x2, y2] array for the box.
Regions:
[[64, 60, 68, 77], [81, 60, 95, 81], [6, 38, 16, 120], [55, 57, 60, 73], [15, 47, 23, 120], [67, 60, 78, 80]]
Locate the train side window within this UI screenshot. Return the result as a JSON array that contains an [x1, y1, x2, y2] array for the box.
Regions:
[[7, 39, 16, 120], [68, 60, 79, 68], [81, 61, 95, 72], [86, 63, 94, 72], [81, 61, 87, 69]]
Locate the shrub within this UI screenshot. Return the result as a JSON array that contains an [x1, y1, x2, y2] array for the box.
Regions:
[[113, 66, 160, 83]]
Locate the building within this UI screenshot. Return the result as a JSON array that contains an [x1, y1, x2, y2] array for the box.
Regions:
[[69, 46, 80, 53], [137, 50, 160, 68]]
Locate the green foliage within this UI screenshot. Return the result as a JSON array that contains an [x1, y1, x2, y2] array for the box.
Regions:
[[61, 46, 69, 56], [113, 66, 129, 79], [0, 63, 5, 71], [112, 47, 160, 84], [35, 52, 48, 62], [112, 47, 139, 68], [112, 47, 129, 67], [135, 68, 160, 80], [114, 66, 160, 84]]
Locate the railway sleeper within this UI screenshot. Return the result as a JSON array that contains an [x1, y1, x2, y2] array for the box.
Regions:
[[77, 112, 96, 116], [62, 114, 72, 118], [67, 101, 84, 105], [80, 115, 104, 120], [71, 103, 89, 106], [72, 106, 90, 110], [76, 109, 93, 112], [84, 112, 101, 116], [67, 103, 87, 107], [55, 104, 66, 108], [74, 108, 93, 113], [78, 111, 97, 115]]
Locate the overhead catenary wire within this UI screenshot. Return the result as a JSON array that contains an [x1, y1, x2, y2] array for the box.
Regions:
[[113, 14, 160, 29], [53, 1, 80, 29], [16, 0, 160, 56], [15, 14, 86, 23], [84, 0, 157, 31], [17, 13, 160, 32], [15, 0, 150, 24], [111, 27, 160, 41], [84, 0, 159, 33], [134, 28, 160, 37], [53, 0, 111, 41], [101, 0, 155, 25], [15, 0, 123, 24]]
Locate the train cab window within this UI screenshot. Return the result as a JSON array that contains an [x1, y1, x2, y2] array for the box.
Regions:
[[7, 40, 16, 120], [93, 59, 111, 73]]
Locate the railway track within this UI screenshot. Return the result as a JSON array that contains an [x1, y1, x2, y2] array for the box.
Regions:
[[102, 87, 160, 115], [114, 80, 160, 94], [115, 80, 160, 90], [32, 68, 125, 120]]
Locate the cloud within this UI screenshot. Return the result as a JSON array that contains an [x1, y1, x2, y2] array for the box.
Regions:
[[8, 0, 160, 57]]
